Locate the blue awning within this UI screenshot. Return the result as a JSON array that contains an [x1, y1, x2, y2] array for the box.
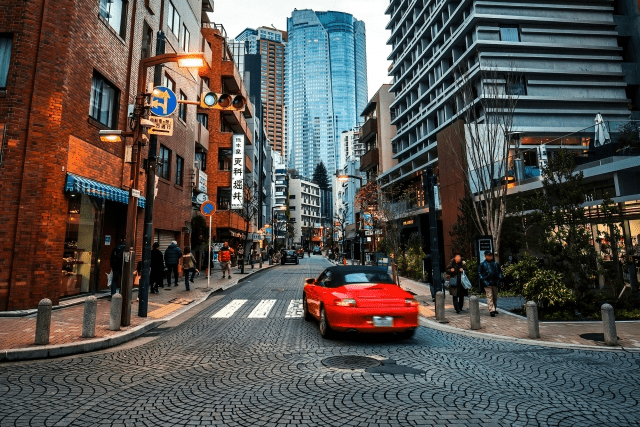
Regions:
[[65, 173, 145, 208]]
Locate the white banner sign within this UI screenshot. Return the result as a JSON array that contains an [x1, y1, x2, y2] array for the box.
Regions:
[[231, 134, 245, 210]]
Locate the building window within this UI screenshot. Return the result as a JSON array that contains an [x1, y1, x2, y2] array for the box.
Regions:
[[499, 27, 520, 42], [290, 195, 296, 199], [0, 34, 12, 89], [167, 1, 180, 38], [89, 72, 119, 128], [506, 76, 527, 96], [99, 0, 127, 37], [195, 151, 207, 171], [197, 112, 208, 129], [217, 187, 231, 210], [175, 155, 184, 186], [179, 91, 187, 121], [163, 74, 175, 92], [218, 148, 232, 170], [158, 145, 171, 180], [141, 21, 153, 59], [181, 24, 190, 52]]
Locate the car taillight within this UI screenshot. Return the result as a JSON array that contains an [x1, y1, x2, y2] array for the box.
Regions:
[[405, 298, 419, 307], [334, 298, 357, 307]]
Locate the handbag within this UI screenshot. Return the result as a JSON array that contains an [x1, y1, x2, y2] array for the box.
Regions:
[[461, 271, 473, 290], [449, 276, 458, 287]]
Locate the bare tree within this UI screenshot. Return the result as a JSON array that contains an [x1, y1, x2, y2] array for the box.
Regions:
[[235, 181, 261, 256], [445, 60, 521, 261], [334, 207, 350, 255]]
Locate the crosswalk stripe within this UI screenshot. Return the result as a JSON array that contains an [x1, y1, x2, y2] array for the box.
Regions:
[[285, 299, 304, 318], [212, 299, 248, 318], [248, 299, 277, 318]]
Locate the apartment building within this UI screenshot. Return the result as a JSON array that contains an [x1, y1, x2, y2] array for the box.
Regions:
[[289, 178, 322, 250]]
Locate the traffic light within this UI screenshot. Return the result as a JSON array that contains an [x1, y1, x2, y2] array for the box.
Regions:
[[200, 92, 246, 111]]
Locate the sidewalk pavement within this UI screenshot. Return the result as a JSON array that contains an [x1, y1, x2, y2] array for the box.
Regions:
[[0, 263, 274, 361], [399, 276, 640, 350]]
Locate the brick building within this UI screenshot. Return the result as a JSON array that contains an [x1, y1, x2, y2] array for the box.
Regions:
[[0, 0, 214, 310]]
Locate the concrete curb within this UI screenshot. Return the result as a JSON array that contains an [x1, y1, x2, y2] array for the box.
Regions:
[[0, 265, 276, 362], [418, 316, 640, 353]]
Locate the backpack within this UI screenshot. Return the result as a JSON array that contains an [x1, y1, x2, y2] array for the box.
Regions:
[[182, 254, 195, 270]]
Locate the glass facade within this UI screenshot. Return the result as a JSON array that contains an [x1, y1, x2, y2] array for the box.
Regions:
[[286, 10, 368, 180]]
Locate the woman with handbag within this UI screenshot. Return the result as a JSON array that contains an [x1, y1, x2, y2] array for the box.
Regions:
[[446, 252, 468, 314], [180, 246, 197, 291]]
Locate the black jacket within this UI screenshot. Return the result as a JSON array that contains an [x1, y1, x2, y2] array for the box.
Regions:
[[446, 259, 468, 297], [110, 242, 126, 273], [164, 243, 183, 266], [151, 249, 165, 275], [479, 260, 502, 289]]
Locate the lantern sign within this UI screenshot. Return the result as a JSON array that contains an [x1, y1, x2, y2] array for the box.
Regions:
[[231, 134, 245, 210]]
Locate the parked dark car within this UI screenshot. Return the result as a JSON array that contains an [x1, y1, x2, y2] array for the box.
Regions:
[[281, 250, 299, 265]]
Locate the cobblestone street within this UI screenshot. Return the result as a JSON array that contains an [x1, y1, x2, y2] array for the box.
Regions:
[[1, 256, 639, 426]]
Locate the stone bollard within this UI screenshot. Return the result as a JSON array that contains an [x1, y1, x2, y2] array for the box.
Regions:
[[35, 298, 53, 345], [601, 303, 618, 346], [109, 293, 123, 331], [469, 296, 481, 330], [435, 291, 446, 323], [526, 301, 540, 339], [81, 296, 98, 338]]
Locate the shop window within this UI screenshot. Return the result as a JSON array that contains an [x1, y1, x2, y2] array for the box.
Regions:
[[89, 72, 119, 128], [175, 155, 184, 186], [218, 148, 232, 170], [179, 91, 187, 121], [99, 0, 128, 37], [217, 187, 231, 210], [499, 27, 520, 42], [167, 1, 180, 38], [158, 145, 171, 180], [0, 34, 12, 89], [63, 194, 100, 295], [141, 21, 153, 59]]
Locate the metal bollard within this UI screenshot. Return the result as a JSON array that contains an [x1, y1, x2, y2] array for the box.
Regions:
[[81, 296, 98, 338], [435, 291, 447, 323], [469, 296, 481, 330], [601, 304, 618, 346], [109, 293, 123, 331], [34, 298, 53, 345], [526, 301, 540, 339]]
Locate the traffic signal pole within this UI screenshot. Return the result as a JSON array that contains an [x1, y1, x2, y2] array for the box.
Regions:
[[138, 31, 166, 318]]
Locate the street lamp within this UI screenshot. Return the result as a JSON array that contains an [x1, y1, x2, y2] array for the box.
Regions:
[[108, 35, 207, 325]]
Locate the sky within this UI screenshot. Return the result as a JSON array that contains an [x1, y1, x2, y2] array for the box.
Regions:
[[209, 0, 393, 99]]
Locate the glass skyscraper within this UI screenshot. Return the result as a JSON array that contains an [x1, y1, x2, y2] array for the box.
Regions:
[[286, 9, 367, 180]]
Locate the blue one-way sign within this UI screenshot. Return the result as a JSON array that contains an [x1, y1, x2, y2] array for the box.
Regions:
[[150, 86, 178, 117]]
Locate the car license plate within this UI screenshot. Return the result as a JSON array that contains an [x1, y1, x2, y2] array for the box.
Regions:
[[373, 316, 393, 327]]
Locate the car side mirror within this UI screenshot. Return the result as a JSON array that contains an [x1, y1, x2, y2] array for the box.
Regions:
[[305, 278, 315, 285]]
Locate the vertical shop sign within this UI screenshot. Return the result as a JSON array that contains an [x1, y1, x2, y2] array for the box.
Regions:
[[231, 134, 245, 210]]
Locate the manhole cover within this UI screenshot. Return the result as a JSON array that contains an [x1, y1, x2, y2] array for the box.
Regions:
[[580, 333, 619, 342], [271, 288, 285, 292], [322, 356, 381, 370]]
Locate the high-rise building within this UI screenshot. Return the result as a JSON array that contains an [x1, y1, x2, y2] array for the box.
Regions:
[[286, 9, 368, 180], [232, 27, 287, 157]]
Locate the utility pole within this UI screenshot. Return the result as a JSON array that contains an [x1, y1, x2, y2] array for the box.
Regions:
[[423, 167, 442, 294], [138, 31, 166, 317]]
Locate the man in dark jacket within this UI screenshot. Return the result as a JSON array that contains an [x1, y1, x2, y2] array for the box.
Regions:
[[479, 251, 503, 317], [164, 241, 183, 287], [109, 240, 126, 296], [150, 242, 165, 293]]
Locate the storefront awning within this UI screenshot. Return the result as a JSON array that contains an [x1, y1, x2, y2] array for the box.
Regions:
[[65, 173, 145, 208]]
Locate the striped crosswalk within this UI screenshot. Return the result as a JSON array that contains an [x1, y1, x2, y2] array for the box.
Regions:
[[212, 299, 304, 319]]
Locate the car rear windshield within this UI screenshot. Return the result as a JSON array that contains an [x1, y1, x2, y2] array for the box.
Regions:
[[325, 270, 395, 288], [286, 250, 295, 255]]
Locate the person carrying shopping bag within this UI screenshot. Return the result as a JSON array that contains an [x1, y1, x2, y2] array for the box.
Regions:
[[180, 246, 197, 291], [446, 252, 468, 314]]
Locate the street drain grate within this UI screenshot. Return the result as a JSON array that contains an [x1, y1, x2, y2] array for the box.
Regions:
[[322, 356, 381, 370], [580, 333, 619, 342]]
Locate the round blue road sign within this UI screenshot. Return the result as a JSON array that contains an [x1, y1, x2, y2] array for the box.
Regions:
[[200, 201, 216, 217], [150, 86, 178, 117]]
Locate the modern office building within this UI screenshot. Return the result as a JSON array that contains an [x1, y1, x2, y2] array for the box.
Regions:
[[286, 9, 368, 180], [383, 0, 636, 259], [232, 27, 287, 157]]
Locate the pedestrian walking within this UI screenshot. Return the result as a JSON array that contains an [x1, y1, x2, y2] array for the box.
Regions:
[[180, 246, 197, 291], [109, 240, 126, 296], [219, 241, 234, 279], [150, 242, 164, 293], [479, 250, 503, 317], [164, 241, 182, 287], [446, 252, 468, 314], [250, 247, 257, 269]]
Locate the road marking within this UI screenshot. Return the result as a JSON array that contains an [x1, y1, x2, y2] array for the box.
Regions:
[[248, 299, 277, 318], [211, 299, 248, 318], [285, 299, 304, 318]]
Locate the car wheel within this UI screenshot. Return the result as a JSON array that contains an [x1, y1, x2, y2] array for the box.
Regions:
[[399, 329, 416, 339], [303, 295, 313, 321], [296, 260, 299, 265], [319, 306, 332, 338]]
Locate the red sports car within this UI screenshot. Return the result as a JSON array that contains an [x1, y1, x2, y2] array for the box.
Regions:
[[302, 266, 419, 338]]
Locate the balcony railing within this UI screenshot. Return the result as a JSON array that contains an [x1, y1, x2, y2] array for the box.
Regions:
[[359, 148, 379, 171], [359, 117, 378, 143]]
